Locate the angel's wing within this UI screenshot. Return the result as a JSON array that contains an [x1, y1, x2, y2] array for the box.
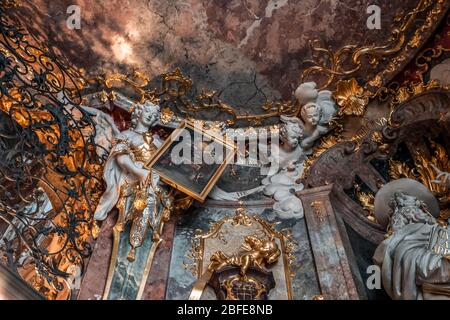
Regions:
[[57, 91, 122, 157], [317, 90, 338, 125]]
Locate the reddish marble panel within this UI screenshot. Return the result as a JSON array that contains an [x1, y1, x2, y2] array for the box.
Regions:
[[12, 0, 446, 113], [141, 216, 177, 300], [77, 210, 117, 300]]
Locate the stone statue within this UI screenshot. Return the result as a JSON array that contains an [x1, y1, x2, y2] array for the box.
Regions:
[[261, 115, 305, 218], [87, 99, 174, 300], [373, 178, 450, 300], [93, 101, 172, 260], [198, 82, 337, 219]]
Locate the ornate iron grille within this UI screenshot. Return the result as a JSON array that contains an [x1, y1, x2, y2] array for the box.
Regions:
[[0, 3, 104, 299]]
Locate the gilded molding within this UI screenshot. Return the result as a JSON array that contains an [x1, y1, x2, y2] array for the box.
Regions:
[[301, 0, 448, 92]]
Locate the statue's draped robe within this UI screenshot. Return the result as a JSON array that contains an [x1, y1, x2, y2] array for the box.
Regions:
[[94, 133, 162, 221], [373, 223, 450, 300], [93, 132, 167, 300]]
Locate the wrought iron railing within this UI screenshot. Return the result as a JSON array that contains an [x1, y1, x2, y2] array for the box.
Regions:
[[0, 2, 104, 299]]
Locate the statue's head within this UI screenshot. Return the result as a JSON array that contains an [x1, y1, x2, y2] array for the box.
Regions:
[[280, 115, 303, 148], [301, 102, 322, 126], [389, 192, 421, 209], [295, 82, 318, 105], [244, 235, 280, 264], [387, 192, 436, 232], [131, 101, 160, 129], [374, 178, 440, 230]]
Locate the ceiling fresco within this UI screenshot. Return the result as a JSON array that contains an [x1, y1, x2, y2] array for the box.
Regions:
[[15, 0, 448, 114]]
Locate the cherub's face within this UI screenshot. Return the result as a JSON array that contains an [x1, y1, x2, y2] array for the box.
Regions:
[[244, 236, 261, 249], [139, 105, 159, 127], [280, 122, 302, 148], [304, 107, 320, 126]]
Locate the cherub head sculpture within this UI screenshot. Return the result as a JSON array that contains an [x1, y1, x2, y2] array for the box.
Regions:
[[300, 102, 322, 127], [130, 102, 160, 129], [279, 115, 303, 148], [294, 81, 337, 127]]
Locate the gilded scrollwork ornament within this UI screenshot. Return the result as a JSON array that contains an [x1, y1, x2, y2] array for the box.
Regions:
[[301, 0, 448, 92], [333, 79, 370, 116]]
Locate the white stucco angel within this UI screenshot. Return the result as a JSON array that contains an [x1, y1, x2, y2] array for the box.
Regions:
[[74, 93, 173, 262], [293, 82, 338, 150], [260, 115, 305, 218], [209, 82, 338, 218], [262, 82, 338, 218]]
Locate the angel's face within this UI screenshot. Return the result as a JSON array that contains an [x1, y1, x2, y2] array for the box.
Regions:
[[139, 105, 159, 127], [280, 122, 302, 148], [304, 107, 320, 126]]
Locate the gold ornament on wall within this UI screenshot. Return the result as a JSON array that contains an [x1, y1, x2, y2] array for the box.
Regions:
[[301, 0, 447, 91], [333, 78, 370, 116], [0, 0, 20, 8], [185, 207, 296, 300]]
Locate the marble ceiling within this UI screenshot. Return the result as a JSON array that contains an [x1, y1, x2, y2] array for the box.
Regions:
[[16, 0, 446, 113]]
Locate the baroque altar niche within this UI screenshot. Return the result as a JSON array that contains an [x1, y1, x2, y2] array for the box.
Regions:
[[186, 207, 295, 301], [301, 88, 450, 299]]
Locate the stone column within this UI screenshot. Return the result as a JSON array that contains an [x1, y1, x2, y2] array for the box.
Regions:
[[298, 184, 366, 300]]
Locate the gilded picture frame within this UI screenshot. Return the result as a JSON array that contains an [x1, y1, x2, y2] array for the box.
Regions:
[[145, 121, 236, 202]]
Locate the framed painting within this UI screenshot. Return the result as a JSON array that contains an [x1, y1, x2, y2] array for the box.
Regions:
[[146, 121, 236, 202]]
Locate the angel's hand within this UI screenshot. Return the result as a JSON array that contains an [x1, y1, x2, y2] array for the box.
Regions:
[[300, 138, 313, 150], [136, 168, 150, 189], [286, 161, 297, 171], [99, 113, 121, 135], [431, 164, 450, 187]]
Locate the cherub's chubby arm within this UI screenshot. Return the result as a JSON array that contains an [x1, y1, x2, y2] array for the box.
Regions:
[[300, 125, 329, 150], [116, 153, 149, 188], [300, 129, 320, 149]]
